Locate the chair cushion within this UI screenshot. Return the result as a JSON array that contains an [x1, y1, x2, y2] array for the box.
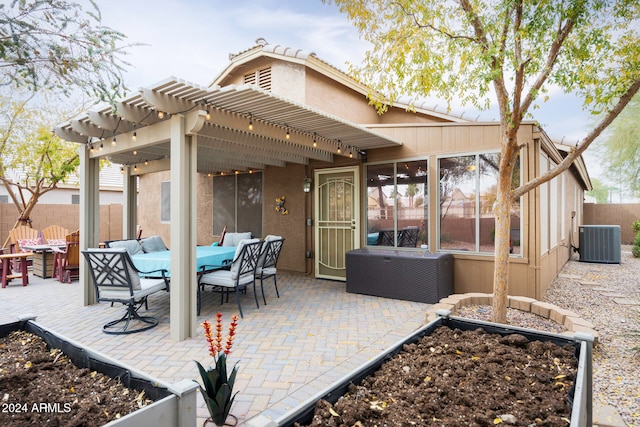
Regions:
[[200, 269, 255, 288], [229, 238, 260, 278], [47, 239, 67, 246], [257, 235, 282, 268], [222, 232, 252, 247], [99, 277, 167, 299], [17, 237, 42, 251], [256, 266, 276, 276], [109, 240, 143, 256], [140, 235, 167, 253]]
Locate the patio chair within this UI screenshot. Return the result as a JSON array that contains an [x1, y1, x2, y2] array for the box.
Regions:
[[42, 225, 69, 245], [256, 236, 285, 305], [197, 239, 261, 317], [51, 231, 80, 283], [399, 227, 419, 247], [8, 225, 41, 269], [82, 248, 170, 334], [376, 230, 396, 246]]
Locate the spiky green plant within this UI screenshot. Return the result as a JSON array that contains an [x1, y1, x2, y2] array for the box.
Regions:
[[195, 313, 239, 425]]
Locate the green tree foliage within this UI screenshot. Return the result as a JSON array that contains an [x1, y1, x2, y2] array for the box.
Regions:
[[0, 90, 84, 233], [327, 0, 640, 323], [586, 178, 613, 204], [598, 95, 640, 199], [0, 0, 131, 103]]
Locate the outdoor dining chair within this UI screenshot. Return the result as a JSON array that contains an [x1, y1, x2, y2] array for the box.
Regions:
[[197, 238, 261, 318], [256, 236, 285, 305], [82, 248, 170, 334]]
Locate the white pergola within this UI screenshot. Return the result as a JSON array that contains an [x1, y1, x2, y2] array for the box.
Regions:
[[56, 77, 401, 340]]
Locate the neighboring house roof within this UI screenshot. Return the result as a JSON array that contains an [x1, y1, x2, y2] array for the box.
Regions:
[[212, 38, 467, 123]]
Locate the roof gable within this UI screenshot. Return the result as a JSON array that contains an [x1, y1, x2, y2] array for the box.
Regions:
[[212, 39, 466, 123]]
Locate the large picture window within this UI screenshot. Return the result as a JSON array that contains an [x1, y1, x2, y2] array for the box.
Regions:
[[366, 160, 428, 248], [213, 172, 263, 237], [439, 152, 521, 254]]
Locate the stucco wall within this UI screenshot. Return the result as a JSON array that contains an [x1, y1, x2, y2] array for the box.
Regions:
[[136, 165, 309, 273]]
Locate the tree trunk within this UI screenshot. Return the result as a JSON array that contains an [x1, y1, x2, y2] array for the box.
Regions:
[[491, 139, 517, 324]]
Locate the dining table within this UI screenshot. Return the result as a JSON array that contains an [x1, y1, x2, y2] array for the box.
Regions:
[[130, 245, 237, 277]]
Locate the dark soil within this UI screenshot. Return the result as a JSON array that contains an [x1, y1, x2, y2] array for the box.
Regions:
[[0, 330, 153, 427], [300, 327, 578, 427]]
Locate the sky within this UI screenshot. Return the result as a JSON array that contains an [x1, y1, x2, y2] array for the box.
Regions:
[[89, 0, 604, 183]]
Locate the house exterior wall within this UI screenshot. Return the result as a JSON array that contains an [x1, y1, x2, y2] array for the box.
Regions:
[[136, 164, 309, 273], [130, 48, 590, 299]]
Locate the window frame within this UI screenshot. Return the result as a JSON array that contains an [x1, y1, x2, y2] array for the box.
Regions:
[[364, 157, 429, 249], [437, 150, 523, 256]]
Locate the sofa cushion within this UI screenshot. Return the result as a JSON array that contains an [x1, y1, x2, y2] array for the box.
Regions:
[[108, 239, 143, 256], [140, 235, 167, 253]]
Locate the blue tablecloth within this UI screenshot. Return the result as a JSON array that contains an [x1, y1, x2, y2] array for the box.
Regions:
[[131, 246, 237, 277]]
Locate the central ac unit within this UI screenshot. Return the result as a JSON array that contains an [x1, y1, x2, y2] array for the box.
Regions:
[[579, 225, 621, 264]]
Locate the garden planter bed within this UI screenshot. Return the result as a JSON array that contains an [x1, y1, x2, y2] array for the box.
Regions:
[[276, 312, 593, 427], [0, 316, 197, 427]]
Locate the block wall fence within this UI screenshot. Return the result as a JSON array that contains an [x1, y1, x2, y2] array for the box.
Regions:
[[583, 203, 640, 244], [0, 204, 122, 247]]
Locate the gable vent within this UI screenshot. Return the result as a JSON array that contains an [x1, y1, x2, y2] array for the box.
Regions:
[[244, 67, 271, 91]]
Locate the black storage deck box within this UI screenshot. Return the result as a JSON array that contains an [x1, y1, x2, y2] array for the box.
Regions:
[[346, 249, 453, 303]]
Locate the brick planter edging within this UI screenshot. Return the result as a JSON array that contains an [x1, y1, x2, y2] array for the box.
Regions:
[[425, 293, 599, 344]]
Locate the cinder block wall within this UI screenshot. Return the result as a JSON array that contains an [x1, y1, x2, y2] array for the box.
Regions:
[[583, 203, 640, 244], [0, 204, 123, 247]]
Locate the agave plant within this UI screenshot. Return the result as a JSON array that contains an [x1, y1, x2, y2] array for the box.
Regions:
[[195, 313, 239, 426]]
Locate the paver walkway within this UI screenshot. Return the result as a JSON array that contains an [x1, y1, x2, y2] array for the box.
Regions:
[[0, 272, 429, 425]]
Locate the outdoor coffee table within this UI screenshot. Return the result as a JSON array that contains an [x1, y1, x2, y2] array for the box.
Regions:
[[0, 252, 34, 288], [21, 244, 65, 279]]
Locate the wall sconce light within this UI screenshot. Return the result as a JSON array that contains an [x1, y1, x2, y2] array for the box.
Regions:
[[303, 177, 312, 193]]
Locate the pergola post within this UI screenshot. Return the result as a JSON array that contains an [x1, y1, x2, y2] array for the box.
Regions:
[[170, 114, 197, 340], [79, 145, 100, 305], [122, 167, 138, 239]]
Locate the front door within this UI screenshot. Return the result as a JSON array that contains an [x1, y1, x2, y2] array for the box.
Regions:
[[314, 167, 360, 280]]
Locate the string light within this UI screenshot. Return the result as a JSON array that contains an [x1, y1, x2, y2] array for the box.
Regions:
[[285, 127, 290, 140], [313, 133, 317, 148], [205, 109, 211, 120], [111, 136, 117, 146], [248, 115, 253, 131], [132, 131, 137, 142], [157, 111, 165, 119], [133, 150, 138, 155]]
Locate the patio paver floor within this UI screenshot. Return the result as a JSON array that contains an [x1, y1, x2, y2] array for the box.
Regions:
[[0, 271, 429, 425]]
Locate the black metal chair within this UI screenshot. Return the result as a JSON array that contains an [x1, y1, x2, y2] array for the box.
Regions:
[[399, 227, 419, 247], [256, 236, 285, 305], [197, 239, 262, 318], [82, 248, 170, 334]]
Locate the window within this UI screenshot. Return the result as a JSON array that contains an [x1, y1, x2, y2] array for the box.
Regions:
[[439, 152, 521, 254], [71, 194, 80, 205], [213, 172, 263, 237], [243, 67, 272, 91], [0, 195, 8, 204], [366, 160, 428, 248]]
